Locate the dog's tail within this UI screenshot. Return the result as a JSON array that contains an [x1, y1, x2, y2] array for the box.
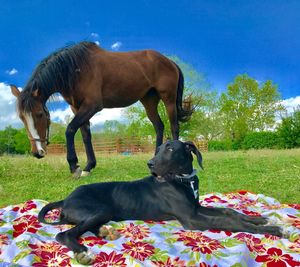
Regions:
[[175, 63, 193, 122], [38, 200, 66, 225]]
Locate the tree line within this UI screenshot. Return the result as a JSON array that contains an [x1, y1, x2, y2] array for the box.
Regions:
[[0, 58, 299, 155]]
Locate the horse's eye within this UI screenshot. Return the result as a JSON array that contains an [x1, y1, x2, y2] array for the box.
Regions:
[[36, 112, 43, 118], [167, 147, 173, 152]]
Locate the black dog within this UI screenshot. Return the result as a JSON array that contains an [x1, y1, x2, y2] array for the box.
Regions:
[[38, 140, 283, 265]]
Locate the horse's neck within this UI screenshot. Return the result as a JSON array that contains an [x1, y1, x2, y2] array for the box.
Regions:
[[40, 89, 56, 104]]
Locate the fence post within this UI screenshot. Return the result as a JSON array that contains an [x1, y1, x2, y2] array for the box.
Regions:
[[116, 138, 121, 153]]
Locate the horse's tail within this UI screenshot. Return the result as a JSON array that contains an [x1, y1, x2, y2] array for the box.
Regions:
[[38, 200, 66, 225], [175, 63, 193, 122]]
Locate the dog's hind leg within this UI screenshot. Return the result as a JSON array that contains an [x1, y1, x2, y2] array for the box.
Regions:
[[56, 212, 112, 265]]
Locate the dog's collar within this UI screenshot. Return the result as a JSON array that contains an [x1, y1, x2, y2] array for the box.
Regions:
[[175, 169, 197, 180], [175, 169, 198, 199]]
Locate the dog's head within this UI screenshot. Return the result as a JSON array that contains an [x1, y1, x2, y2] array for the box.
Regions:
[[147, 140, 203, 182]]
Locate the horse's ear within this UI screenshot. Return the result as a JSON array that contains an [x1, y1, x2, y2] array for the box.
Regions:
[[10, 85, 20, 97], [185, 141, 204, 170], [32, 89, 40, 97]]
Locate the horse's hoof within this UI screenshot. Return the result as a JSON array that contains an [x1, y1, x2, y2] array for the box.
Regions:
[[81, 171, 90, 177], [75, 251, 94, 265], [72, 167, 82, 179]]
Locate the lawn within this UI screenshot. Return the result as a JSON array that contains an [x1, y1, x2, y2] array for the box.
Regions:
[[0, 149, 299, 207]]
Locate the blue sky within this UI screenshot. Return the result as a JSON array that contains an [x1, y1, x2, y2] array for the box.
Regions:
[[0, 0, 299, 129]]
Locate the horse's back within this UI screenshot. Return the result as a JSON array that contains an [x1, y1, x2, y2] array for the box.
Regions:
[[87, 48, 179, 108]]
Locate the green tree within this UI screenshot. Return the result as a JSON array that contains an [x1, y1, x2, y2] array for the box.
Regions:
[[220, 74, 284, 141], [49, 122, 66, 144], [181, 91, 224, 140], [0, 126, 18, 154], [277, 108, 300, 148], [101, 120, 127, 137], [124, 56, 214, 140], [14, 128, 30, 154]]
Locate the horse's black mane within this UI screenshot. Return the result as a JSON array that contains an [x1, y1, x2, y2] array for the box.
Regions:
[[18, 41, 97, 113]]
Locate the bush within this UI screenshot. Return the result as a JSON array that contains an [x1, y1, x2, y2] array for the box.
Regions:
[[208, 140, 233, 151], [241, 131, 279, 150], [277, 110, 300, 148]]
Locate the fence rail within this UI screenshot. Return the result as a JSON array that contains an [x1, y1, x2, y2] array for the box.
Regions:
[[47, 138, 208, 155]]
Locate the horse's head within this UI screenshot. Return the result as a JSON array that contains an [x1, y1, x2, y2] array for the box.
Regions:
[[11, 85, 50, 158]]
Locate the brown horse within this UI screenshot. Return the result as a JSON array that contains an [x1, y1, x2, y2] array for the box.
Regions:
[[11, 41, 192, 177]]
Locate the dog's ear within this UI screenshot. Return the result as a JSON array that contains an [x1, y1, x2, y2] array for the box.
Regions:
[[185, 141, 204, 170]]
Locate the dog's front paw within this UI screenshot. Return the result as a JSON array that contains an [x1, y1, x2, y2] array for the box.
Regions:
[[75, 251, 94, 265], [99, 225, 121, 240]]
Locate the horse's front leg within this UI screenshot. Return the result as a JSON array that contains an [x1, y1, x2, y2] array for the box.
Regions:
[[66, 106, 98, 178], [80, 121, 96, 177]]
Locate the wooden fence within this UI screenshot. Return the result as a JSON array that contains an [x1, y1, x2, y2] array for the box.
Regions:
[[47, 137, 208, 155]]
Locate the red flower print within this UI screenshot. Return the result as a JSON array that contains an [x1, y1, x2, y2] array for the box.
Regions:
[[29, 241, 70, 267], [287, 215, 300, 229], [0, 234, 8, 246], [175, 230, 207, 242], [13, 215, 42, 237], [241, 210, 262, 217], [79, 236, 107, 247], [209, 229, 232, 236], [29, 241, 70, 255], [0, 234, 9, 255], [152, 256, 186, 267], [12, 200, 37, 213], [226, 192, 257, 204], [289, 239, 300, 253], [44, 208, 61, 223], [203, 196, 227, 204], [199, 263, 218, 267], [122, 240, 155, 261], [255, 247, 300, 267], [288, 204, 300, 210], [234, 233, 265, 253], [93, 251, 126, 267], [227, 203, 249, 210], [31, 252, 71, 267], [262, 204, 281, 210], [185, 237, 224, 254], [264, 233, 281, 241], [118, 223, 150, 240], [175, 230, 224, 254]]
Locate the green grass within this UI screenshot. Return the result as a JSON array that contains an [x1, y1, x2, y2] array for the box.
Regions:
[[0, 149, 299, 207]]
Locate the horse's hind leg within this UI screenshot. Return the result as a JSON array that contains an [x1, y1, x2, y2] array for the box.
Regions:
[[159, 93, 179, 141], [80, 121, 96, 176], [141, 91, 164, 152], [165, 101, 179, 140]]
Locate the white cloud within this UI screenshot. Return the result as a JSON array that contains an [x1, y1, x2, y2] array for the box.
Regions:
[[90, 32, 99, 38], [90, 108, 125, 126], [50, 106, 73, 123], [0, 83, 22, 129], [281, 96, 300, 113], [49, 105, 124, 126], [95, 41, 100, 46], [111, 41, 122, 51], [6, 68, 18, 75]]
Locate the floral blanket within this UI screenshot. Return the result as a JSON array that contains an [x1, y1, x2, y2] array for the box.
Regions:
[[0, 191, 299, 267]]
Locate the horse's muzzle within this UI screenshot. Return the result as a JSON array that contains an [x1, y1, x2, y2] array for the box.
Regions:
[[32, 152, 45, 159]]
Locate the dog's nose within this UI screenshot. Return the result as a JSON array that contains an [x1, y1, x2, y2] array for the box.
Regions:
[[147, 160, 154, 168]]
